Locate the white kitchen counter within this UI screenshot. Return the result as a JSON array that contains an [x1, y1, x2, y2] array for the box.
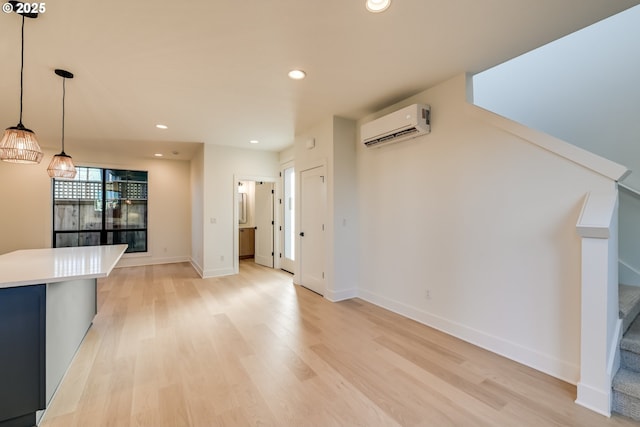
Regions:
[[0, 244, 127, 426], [0, 244, 127, 289]]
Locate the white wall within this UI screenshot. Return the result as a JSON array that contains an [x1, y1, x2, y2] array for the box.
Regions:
[[293, 118, 332, 287], [279, 145, 295, 165], [0, 154, 52, 254], [472, 5, 640, 284], [200, 144, 279, 277], [0, 145, 192, 267], [472, 5, 640, 187], [357, 74, 616, 382], [191, 145, 205, 272], [331, 117, 359, 300], [293, 116, 359, 301]]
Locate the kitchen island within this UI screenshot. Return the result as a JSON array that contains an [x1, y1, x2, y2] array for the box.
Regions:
[[0, 245, 127, 427]]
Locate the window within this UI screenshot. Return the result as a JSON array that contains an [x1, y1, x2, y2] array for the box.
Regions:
[[53, 167, 148, 253]]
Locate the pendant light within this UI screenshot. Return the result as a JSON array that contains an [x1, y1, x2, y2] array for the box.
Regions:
[[0, 3, 43, 164], [47, 69, 77, 179]]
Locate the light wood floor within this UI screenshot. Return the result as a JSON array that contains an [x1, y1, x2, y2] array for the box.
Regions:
[[41, 261, 638, 427]]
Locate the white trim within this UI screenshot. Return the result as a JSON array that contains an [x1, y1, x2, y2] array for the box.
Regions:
[[619, 182, 640, 198], [325, 287, 358, 302], [121, 251, 151, 258], [279, 161, 296, 274], [191, 258, 204, 277], [575, 383, 612, 417], [608, 318, 623, 384], [577, 317, 623, 415], [358, 288, 580, 383], [576, 192, 617, 238], [202, 267, 235, 278]]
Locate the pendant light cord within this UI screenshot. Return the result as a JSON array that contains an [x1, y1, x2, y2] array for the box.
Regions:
[[18, 15, 25, 126], [61, 77, 66, 153]]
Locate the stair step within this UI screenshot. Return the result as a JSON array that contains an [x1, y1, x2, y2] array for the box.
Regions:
[[620, 284, 640, 333], [613, 285, 640, 420], [613, 369, 640, 420], [621, 315, 640, 355], [622, 348, 640, 372]]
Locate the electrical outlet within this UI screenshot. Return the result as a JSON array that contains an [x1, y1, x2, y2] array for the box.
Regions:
[[220, 255, 224, 261], [425, 289, 431, 300]]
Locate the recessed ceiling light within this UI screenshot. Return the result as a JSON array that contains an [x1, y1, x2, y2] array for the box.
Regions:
[[250, 140, 259, 144], [156, 124, 168, 129], [366, 0, 391, 13], [154, 153, 163, 157], [288, 70, 306, 80]]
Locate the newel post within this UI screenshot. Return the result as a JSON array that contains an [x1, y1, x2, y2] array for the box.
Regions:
[[575, 190, 620, 416]]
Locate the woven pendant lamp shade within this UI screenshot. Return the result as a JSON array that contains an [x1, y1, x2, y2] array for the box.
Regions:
[[0, 126, 44, 164], [47, 152, 76, 179], [1, 8, 43, 164]]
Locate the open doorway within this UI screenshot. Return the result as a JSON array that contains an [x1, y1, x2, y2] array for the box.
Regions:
[[235, 177, 276, 273]]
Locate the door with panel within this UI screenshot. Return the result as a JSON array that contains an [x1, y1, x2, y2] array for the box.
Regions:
[[254, 182, 274, 268], [299, 166, 326, 295]]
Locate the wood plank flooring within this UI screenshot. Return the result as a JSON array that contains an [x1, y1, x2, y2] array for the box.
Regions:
[[41, 261, 639, 426]]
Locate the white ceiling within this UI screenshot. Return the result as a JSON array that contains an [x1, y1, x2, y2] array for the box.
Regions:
[[0, 0, 638, 159]]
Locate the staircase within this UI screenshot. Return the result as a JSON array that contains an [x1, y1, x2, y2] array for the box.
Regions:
[[612, 284, 640, 420]]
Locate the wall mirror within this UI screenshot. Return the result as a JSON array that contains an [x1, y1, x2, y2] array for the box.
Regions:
[[238, 192, 247, 224]]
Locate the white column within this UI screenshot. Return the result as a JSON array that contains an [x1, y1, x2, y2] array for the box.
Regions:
[[575, 190, 620, 416]]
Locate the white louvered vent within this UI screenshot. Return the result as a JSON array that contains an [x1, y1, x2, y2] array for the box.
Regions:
[[361, 104, 430, 148]]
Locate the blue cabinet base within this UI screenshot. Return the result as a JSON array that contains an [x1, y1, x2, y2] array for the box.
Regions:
[[0, 285, 46, 427], [0, 413, 36, 427]]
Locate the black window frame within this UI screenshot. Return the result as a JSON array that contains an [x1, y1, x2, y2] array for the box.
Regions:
[[52, 167, 148, 253]]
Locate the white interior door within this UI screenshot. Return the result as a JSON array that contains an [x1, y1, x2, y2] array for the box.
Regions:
[[254, 182, 274, 267], [299, 166, 326, 295], [281, 166, 295, 274]]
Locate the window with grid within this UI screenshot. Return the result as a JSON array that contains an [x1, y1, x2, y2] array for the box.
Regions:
[[52, 167, 148, 253]]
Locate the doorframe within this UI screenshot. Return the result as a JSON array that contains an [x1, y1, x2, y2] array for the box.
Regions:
[[280, 160, 295, 275], [232, 174, 279, 275]]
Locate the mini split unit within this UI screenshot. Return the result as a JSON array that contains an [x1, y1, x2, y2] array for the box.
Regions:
[[361, 103, 430, 148]]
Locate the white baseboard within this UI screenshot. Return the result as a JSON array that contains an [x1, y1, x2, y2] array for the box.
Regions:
[[189, 259, 236, 278], [576, 382, 612, 417], [357, 288, 579, 384], [202, 267, 236, 278], [575, 317, 623, 418], [325, 287, 358, 302], [191, 259, 204, 277]]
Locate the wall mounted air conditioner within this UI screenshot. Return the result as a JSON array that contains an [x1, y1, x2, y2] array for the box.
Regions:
[[361, 103, 430, 148]]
